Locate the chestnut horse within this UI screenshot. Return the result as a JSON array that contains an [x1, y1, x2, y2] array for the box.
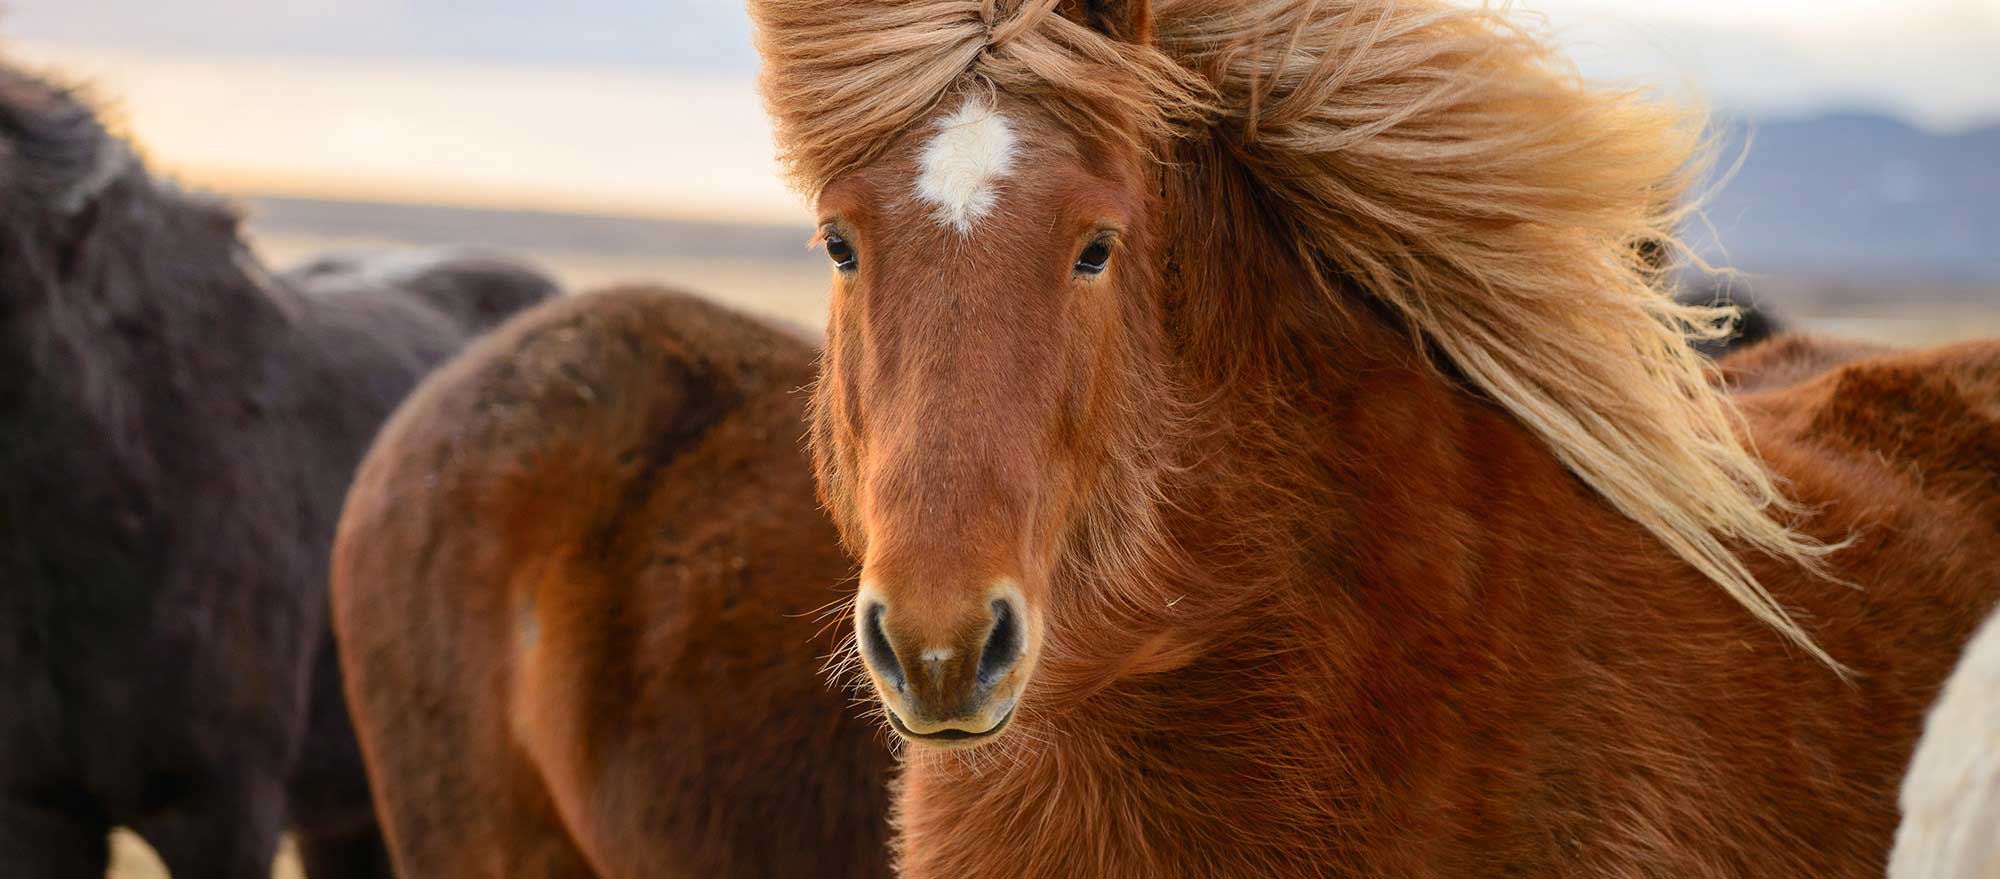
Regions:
[[331, 289, 892, 877], [750, 0, 2000, 875]]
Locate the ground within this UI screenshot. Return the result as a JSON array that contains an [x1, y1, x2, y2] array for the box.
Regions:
[[108, 830, 303, 879]]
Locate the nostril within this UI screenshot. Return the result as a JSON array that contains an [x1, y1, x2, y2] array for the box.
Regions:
[[860, 602, 907, 691], [976, 598, 1023, 686]]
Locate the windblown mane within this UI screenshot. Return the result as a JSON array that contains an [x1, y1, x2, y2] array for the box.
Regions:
[[752, 0, 1841, 665]]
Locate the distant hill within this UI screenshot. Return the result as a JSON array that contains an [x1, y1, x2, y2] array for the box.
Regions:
[[1692, 113, 2000, 282], [231, 111, 2000, 289]]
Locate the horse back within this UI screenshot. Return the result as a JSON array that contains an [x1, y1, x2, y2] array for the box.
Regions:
[[1740, 339, 2000, 511], [1715, 334, 1892, 393], [332, 287, 890, 878]]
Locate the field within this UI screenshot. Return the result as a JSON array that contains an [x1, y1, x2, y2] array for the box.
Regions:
[[109, 831, 301, 879], [239, 195, 2000, 346], [242, 196, 832, 328]]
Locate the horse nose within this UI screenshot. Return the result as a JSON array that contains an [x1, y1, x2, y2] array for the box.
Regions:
[[859, 601, 909, 692], [857, 592, 1025, 738], [973, 598, 1024, 685]]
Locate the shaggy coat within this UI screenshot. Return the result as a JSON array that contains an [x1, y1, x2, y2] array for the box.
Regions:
[[749, 0, 2000, 875], [0, 65, 550, 876], [331, 289, 893, 878]]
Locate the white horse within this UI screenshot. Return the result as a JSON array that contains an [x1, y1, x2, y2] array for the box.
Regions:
[[1893, 604, 2000, 877]]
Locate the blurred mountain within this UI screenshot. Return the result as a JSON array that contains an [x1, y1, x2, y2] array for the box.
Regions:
[[1694, 113, 2000, 282]]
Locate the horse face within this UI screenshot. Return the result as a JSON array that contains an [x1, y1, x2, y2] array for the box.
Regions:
[[811, 92, 1156, 748]]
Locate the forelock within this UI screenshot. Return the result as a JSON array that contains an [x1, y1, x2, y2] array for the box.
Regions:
[[749, 0, 1209, 199]]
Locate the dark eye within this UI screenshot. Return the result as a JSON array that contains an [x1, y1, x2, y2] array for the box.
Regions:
[[824, 232, 857, 271], [1074, 239, 1111, 276]]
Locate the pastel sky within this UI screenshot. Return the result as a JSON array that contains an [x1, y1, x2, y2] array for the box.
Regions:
[[8, 1, 1994, 222], [1527, 0, 2000, 128], [9, 0, 1997, 127]]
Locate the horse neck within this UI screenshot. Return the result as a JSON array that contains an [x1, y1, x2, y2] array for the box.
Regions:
[[1041, 148, 1591, 707], [4, 178, 305, 478], [105, 181, 303, 347]]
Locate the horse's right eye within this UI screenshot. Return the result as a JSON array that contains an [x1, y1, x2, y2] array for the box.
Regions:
[[825, 233, 857, 271], [1074, 238, 1112, 276]]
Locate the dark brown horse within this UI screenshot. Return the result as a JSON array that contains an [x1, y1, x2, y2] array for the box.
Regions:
[[0, 64, 550, 876], [748, 0, 2000, 875], [331, 289, 892, 877]]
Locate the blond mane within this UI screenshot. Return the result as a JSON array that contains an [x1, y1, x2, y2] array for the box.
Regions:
[[752, 0, 1842, 667]]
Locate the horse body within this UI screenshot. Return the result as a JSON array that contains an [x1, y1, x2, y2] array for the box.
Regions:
[[892, 319, 2000, 878], [748, 0, 2000, 874], [0, 64, 549, 876], [330, 289, 893, 878]]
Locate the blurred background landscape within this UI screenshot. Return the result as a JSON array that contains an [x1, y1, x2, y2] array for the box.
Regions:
[[1, 1, 1991, 876], [9, 0, 1999, 343]]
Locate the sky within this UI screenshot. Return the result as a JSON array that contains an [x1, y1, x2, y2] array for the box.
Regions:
[[6, 1, 1996, 222], [1527, 0, 2000, 128], [9, 0, 1997, 127]]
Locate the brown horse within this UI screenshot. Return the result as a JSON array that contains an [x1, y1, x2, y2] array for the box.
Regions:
[[330, 288, 893, 877], [750, 0, 2000, 875]]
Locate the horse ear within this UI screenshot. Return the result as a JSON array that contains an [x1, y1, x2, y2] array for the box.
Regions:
[[1055, 0, 1152, 44]]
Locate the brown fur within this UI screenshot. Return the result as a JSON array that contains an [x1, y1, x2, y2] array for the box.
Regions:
[[750, 0, 2000, 874], [330, 289, 892, 878], [1718, 333, 1894, 394]]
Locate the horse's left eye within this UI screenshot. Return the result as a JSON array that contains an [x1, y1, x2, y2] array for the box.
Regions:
[[824, 233, 857, 271], [1074, 239, 1112, 276]]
